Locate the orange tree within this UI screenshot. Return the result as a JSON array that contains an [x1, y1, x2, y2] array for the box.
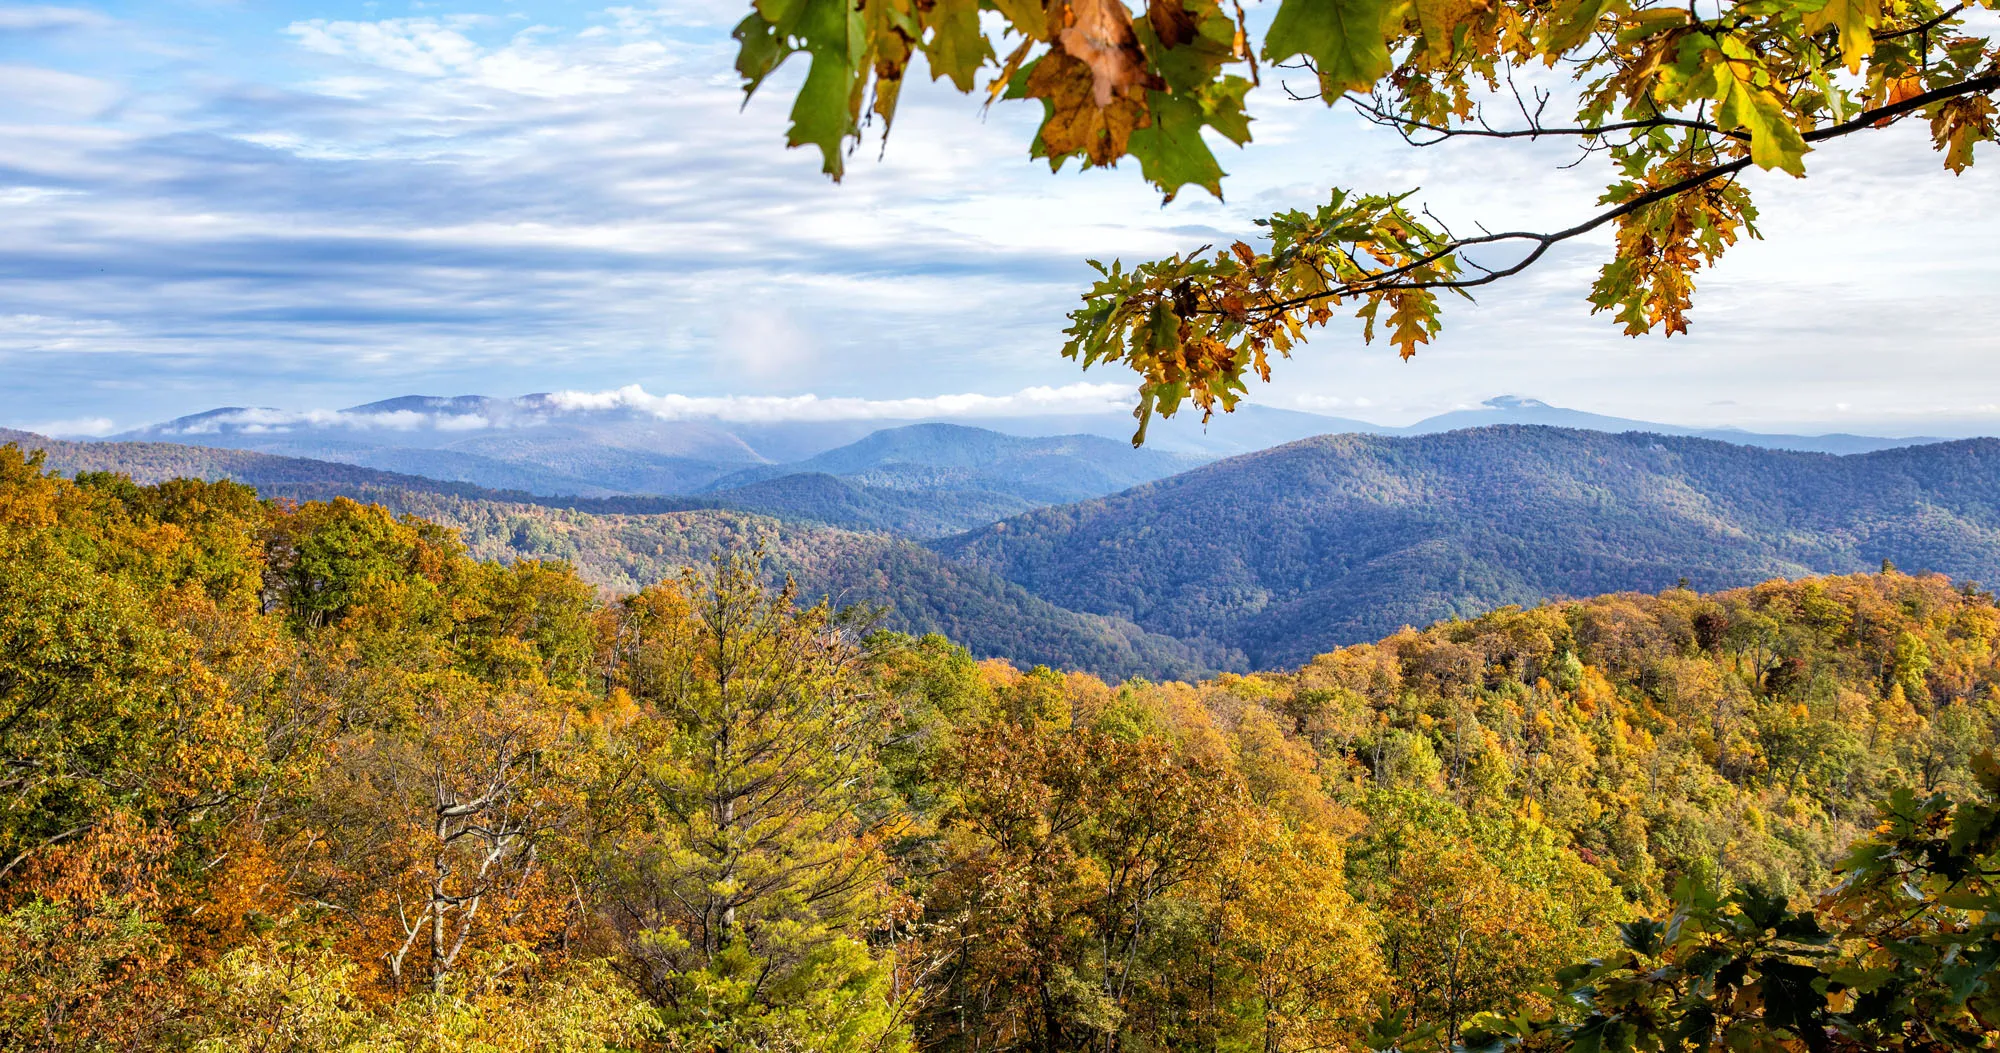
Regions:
[[734, 0, 1999, 439]]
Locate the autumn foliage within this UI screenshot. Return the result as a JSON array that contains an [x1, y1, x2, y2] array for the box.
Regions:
[[7, 442, 2000, 1049]]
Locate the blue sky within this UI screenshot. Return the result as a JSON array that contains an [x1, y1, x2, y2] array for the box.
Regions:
[[2, 1, 1998, 437]]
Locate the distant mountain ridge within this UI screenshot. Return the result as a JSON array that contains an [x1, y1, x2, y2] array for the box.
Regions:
[[95, 392, 1958, 506], [704, 424, 1209, 505], [1394, 396, 1941, 454], [0, 428, 1026, 538], [934, 426, 2000, 669]]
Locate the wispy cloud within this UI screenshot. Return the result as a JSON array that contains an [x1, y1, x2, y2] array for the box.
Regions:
[[145, 383, 1134, 436], [0, 5, 111, 34], [0, 1, 1993, 437], [18, 415, 116, 437]]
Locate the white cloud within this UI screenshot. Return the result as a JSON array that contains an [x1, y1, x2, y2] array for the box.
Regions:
[[543, 383, 1133, 421], [19, 415, 116, 437], [0, 64, 120, 117], [287, 18, 487, 78], [0, 5, 110, 33], [124, 383, 1135, 437], [284, 16, 675, 96], [158, 408, 443, 435]]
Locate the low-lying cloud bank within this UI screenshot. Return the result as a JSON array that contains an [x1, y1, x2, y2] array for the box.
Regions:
[[540, 383, 1132, 422], [125, 383, 1137, 437]]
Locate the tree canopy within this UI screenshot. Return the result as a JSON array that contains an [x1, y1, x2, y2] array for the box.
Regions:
[[734, 0, 2000, 439], [13, 446, 2000, 1049]]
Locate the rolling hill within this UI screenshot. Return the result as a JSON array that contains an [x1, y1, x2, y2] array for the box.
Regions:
[[1399, 395, 1940, 453], [935, 426, 2000, 669], [2, 428, 1024, 537]]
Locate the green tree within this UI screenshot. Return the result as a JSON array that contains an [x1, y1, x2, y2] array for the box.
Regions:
[[595, 556, 909, 1051]]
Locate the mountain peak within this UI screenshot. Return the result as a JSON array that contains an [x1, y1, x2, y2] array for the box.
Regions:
[[341, 395, 502, 415], [1482, 395, 1552, 411]]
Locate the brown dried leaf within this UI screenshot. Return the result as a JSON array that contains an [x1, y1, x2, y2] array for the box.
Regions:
[[1026, 48, 1153, 163], [1059, 0, 1162, 107], [1147, 0, 1200, 48]]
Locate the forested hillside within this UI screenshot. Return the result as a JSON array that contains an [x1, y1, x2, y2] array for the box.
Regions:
[[940, 427, 2000, 668], [357, 486, 1222, 679], [3, 431, 1216, 676], [0, 428, 518, 500], [7, 448, 2000, 1050]]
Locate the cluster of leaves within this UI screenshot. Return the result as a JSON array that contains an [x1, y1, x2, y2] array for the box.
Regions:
[[735, 0, 1259, 194], [736, 0, 1999, 440], [11, 449, 2000, 1049]]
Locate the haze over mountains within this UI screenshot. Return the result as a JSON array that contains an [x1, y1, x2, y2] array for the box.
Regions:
[[8, 392, 1997, 678]]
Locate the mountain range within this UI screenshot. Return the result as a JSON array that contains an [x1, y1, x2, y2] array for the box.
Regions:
[[11, 402, 2000, 678], [938, 427, 2000, 669], [100, 393, 1947, 503]]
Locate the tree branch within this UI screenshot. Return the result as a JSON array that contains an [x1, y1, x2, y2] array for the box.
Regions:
[[1229, 72, 1999, 316], [1344, 92, 1738, 145]]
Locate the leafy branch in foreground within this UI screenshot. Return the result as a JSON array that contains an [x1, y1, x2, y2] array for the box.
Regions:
[[1460, 752, 2000, 1053], [735, 0, 1998, 441]]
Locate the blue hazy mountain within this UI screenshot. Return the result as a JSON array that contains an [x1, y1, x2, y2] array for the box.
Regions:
[[1399, 396, 1941, 453], [705, 424, 1211, 505], [110, 395, 1346, 497]]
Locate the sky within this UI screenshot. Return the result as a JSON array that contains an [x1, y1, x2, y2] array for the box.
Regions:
[[1, 1, 1997, 439]]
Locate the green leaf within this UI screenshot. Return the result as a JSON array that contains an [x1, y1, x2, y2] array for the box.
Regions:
[[923, 0, 991, 91], [1198, 75, 1255, 145], [1126, 91, 1228, 201], [791, 0, 854, 51], [1711, 69, 1811, 175], [734, 13, 794, 96], [1262, 0, 1395, 95], [755, 0, 814, 35], [1540, 0, 1618, 55], [1948, 801, 1998, 855], [789, 51, 859, 177]]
